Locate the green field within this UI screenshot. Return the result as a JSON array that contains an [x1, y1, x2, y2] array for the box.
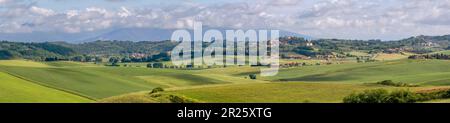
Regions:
[[1, 59, 450, 103], [0, 60, 259, 100], [0, 62, 241, 99], [0, 72, 92, 103], [103, 59, 450, 103], [265, 60, 450, 84], [433, 50, 450, 55], [373, 53, 409, 61], [168, 83, 386, 103]]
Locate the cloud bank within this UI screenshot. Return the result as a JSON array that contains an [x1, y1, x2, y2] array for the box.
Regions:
[[0, 0, 449, 40]]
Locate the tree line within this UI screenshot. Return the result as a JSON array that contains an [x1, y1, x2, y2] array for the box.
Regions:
[[408, 53, 450, 60]]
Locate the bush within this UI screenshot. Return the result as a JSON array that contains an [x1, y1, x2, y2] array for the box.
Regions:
[[387, 90, 419, 103], [152, 63, 164, 68], [343, 89, 390, 103], [378, 80, 395, 85], [376, 80, 419, 87], [344, 89, 450, 103], [168, 95, 196, 103], [150, 87, 164, 94], [416, 89, 450, 101], [442, 90, 450, 98], [249, 74, 257, 80]]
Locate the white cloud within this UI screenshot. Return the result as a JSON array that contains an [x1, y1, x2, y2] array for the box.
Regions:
[[0, 0, 7, 4], [118, 7, 132, 18], [0, 0, 449, 40], [30, 6, 55, 16]]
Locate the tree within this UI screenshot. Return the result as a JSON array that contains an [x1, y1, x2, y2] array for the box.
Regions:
[[95, 57, 103, 63], [109, 57, 120, 66], [152, 63, 164, 68], [121, 57, 132, 63], [0, 50, 14, 60], [45, 57, 59, 62], [294, 46, 316, 56], [71, 55, 84, 62], [147, 52, 171, 62], [147, 63, 153, 68], [249, 74, 257, 79]]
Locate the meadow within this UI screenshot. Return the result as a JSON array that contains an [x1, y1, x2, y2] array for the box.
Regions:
[[102, 59, 450, 103], [1, 57, 450, 103], [0, 71, 92, 103]]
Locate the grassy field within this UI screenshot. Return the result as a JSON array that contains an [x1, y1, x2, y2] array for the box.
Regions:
[[168, 82, 380, 103], [102, 82, 450, 103], [0, 72, 92, 103], [348, 51, 369, 57], [0, 60, 50, 67], [373, 53, 409, 61], [433, 50, 450, 55], [44, 61, 100, 67], [265, 59, 450, 85], [99, 59, 450, 103], [2, 58, 450, 103], [0, 60, 256, 100]]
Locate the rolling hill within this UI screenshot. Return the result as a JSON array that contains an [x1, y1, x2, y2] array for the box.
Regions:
[[0, 60, 258, 100], [268, 59, 450, 85], [1, 57, 450, 103], [0, 72, 92, 103], [97, 59, 450, 103]]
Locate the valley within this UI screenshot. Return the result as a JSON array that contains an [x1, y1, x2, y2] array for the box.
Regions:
[[1, 56, 450, 103]]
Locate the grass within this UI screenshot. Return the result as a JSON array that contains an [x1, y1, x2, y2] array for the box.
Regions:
[[2, 59, 450, 103], [168, 82, 379, 103], [373, 53, 409, 61], [0, 66, 159, 99], [0, 60, 249, 99], [0, 60, 50, 67], [44, 61, 99, 67], [0, 72, 92, 103], [348, 51, 369, 56], [265, 59, 450, 85], [98, 92, 161, 103], [103, 82, 449, 103], [433, 50, 450, 55], [280, 59, 325, 64], [424, 98, 450, 103]]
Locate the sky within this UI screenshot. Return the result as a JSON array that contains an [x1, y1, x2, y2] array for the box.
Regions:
[[0, 0, 450, 40]]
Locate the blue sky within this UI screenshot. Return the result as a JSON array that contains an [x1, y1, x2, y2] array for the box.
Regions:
[[1, 0, 450, 40]]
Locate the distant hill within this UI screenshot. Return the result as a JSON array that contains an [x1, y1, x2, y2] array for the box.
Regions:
[[1, 34, 449, 60], [0, 41, 76, 60], [0, 27, 311, 43]]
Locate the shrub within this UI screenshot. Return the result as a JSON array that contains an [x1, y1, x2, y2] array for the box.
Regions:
[[168, 95, 196, 103], [152, 63, 164, 68], [150, 87, 164, 94], [442, 90, 450, 98], [344, 89, 450, 103], [343, 89, 390, 103], [376, 80, 419, 87], [416, 89, 450, 101], [378, 80, 395, 85], [249, 74, 257, 79], [387, 90, 419, 103]]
